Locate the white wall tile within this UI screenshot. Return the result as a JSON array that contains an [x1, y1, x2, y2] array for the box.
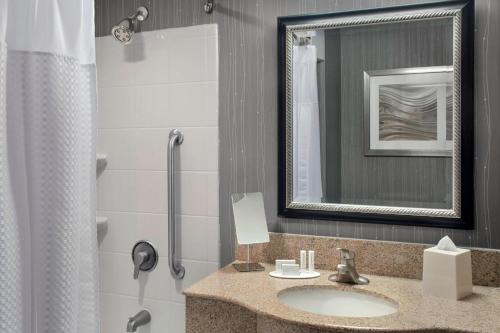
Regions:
[[205, 36, 218, 82], [169, 302, 186, 333], [167, 36, 207, 83], [166, 82, 218, 127], [98, 127, 217, 171], [177, 172, 218, 216], [178, 215, 219, 261], [204, 24, 218, 37], [100, 253, 171, 301], [127, 82, 218, 128], [206, 173, 219, 217], [163, 24, 214, 39], [97, 82, 218, 129], [204, 219, 220, 262], [178, 127, 218, 171], [98, 86, 136, 129], [98, 171, 218, 215], [97, 212, 219, 262], [97, 170, 167, 213], [96, 37, 138, 87], [97, 211, 168, 255], [97, 24, 218, 333], [135, 84, 171, 127], [98, 129, 166, 170], [133, 38, 170, 85], [170, 260, 219, 303]]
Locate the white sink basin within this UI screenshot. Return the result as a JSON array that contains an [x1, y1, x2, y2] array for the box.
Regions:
[[278, 287, 397, 318]]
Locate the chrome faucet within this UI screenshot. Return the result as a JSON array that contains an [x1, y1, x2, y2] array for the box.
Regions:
[[127, 310, 151, 332], [328, 248, 369, 285]]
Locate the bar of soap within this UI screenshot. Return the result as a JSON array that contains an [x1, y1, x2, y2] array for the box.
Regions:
[[281, 263, 300, 276], [423, 247, 472, 300], [275, 259, 296, 273]]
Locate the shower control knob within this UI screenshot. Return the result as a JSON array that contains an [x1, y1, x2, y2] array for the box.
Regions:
[[131, 241, 158, 280], [133, 251, 148, 279]]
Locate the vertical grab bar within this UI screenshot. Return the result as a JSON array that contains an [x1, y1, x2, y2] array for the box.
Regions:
[[168, 129, 185, 279]]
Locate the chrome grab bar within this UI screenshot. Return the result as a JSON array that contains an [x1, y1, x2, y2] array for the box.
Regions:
[[168, 129, 185, 280]]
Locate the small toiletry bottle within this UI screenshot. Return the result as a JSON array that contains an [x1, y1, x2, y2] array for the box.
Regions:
[[308, 251, 315, 272], [300, 250, 307, 270]]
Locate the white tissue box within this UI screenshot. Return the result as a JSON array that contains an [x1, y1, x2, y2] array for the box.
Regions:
[[422, 247, 472, 300]]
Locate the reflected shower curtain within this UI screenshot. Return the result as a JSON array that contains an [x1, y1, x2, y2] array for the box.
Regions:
[[292, 45, 323, 202], [0, 1, 99, 332]]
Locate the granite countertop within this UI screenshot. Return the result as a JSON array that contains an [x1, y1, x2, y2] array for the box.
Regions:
[[184, 263, 500, 333]]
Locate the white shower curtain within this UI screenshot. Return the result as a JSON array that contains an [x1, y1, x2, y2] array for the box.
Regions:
[[292, 44, 323, 203], [0, 1, 99, 333]]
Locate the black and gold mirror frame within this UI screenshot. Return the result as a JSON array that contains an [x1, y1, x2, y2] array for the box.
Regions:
[[277, 1, 474, 229]]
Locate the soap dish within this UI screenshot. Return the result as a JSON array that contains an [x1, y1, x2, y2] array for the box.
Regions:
[[96, 216, 108, 227], [269, 270, 320, 279]]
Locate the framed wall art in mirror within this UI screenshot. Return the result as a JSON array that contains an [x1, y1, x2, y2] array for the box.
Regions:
[[364, 66, 454, 157], [277, 1, 474, 228]]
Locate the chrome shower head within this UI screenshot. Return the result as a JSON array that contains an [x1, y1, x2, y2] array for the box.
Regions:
[[111, 6, 149, 45], [111, 19, 133, 44]]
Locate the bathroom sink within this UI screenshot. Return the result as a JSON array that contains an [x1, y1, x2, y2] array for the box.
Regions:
[[278, 287, 397, 318]]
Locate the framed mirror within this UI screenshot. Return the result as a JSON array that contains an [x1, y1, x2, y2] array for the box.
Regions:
[[277, 1, 474, 228]]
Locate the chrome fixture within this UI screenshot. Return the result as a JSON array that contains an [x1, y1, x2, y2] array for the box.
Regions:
[[126, 310, 151, 332], [168, 129, 185, 279], [292, 31, 315, 46], [111, 6, 149, 44], [204, 0, 214, 14], [131, 241, 158, 280], [328, 248, 369, 285]]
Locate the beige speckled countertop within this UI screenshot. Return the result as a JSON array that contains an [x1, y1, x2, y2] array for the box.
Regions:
[[184, 263, 500, 333]]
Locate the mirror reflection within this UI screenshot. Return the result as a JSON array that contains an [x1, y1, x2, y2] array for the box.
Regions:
[[291, 18, 454, 209]]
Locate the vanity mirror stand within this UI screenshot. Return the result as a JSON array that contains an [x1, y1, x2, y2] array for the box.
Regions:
[[231, 192, 270, 272]]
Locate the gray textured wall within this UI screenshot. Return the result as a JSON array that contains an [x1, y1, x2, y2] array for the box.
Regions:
[[95, 0, 500, 266]]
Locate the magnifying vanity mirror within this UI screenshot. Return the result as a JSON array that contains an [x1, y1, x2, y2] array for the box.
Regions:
[[277, 1, 474, 228], [231, 192, 270, 271]]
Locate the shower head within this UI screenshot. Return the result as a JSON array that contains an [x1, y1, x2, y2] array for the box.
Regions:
[[111, 6, 149, 45], [111, 20, 133, 44]]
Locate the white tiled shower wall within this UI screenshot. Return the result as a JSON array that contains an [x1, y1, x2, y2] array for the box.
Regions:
[[96, 24, 219, 333]]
